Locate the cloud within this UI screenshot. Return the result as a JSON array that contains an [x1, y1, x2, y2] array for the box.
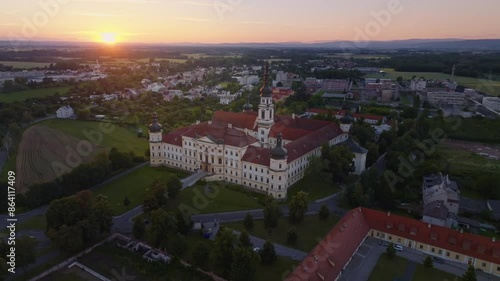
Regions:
[[179, 0, 214, 7], [176, 17, 210, 22], [73, 12, 130, 17], [74, 0, 162, 3]]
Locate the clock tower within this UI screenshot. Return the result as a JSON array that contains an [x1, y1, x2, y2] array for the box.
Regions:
[[256, 62, 274, 148]]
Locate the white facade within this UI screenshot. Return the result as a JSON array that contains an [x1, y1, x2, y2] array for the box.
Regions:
[[427, 91, 465, 106], [483, 97, 500, 113], [410, 79, 427, 91], [56, 105, 74, 119]]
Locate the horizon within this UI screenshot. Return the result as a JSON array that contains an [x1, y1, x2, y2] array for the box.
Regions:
[[2, 0, 500, 45]]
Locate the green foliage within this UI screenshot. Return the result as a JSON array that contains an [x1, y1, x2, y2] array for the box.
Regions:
[[143, 178, 168, 212], [288, 191, 309, 225], [192, 242, 210, 269], [352, 123, 375, 147], [238, 231, 253, 248], [319, 204, 330, 220], [263, 196, 282, 229], [132, 216, 145, 239], [15, 236, 37, 269], [230, 247, 260, 281], [287, 227, 298, 245], [386, 243, 396, 259], [462, 265, 477, 281], [214, 227, 236, 277], [167, 175, 182, 199], [243, 212, 254, 231], [321, 144, 354, 183], [260, 240, 277, 266], [423, 256, 433, 268], [150, 209, 177, 248], [123, 196, 130, 207], [170, 233, 187, 257], [366, 142, 380, 167]]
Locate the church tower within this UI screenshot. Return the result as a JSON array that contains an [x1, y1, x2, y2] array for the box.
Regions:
[[149, 112, 163, 166], [340, 110, 353, 135], [256, 62, 274, 148]]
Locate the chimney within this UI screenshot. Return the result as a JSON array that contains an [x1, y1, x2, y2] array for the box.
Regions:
[[228, 123, 232, 129], [196, 120, 200, 125], [292, 113, 295, 119], [460, 228, 463, 234], [428, 223, 431, 229], [387, 211, 391, 217], [493, 237, 496, 243], [208, 121, 212, 125]]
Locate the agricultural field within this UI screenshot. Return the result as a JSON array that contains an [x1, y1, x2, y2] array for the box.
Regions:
[[16, 125, 107, 193], [0, 61, 53, 68], [0, 86, 71, 103], [366, 68, 500, 96], [41, 119, 148, 156], [322, 53, 391, 59]]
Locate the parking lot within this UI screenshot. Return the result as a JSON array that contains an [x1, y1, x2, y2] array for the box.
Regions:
[[338, 236, 385, 281]]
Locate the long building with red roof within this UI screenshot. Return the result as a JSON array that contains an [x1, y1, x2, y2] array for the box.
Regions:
[[286, 207, 500, 281], [148, 64, 367, 198]]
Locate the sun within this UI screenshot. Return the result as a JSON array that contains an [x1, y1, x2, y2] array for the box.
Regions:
[[100, 32, 117, 44]]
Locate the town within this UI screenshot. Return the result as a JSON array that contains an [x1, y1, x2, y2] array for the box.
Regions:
[[1, 1, 500, 281]]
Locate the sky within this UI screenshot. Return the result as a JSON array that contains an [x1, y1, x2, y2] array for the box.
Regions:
[[1, 0, 499, 44]]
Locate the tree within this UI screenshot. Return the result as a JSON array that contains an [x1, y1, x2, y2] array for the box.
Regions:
[[287, 227, 298, 245], [238, 231, 252, 248], [260, 240, 277, 265], [90, 195, 113, 235], [230, 247, 259, 281], [214, 227, 236, 277], [192, 242, 210, 268], [289, 191, 309, 224], [263, 196, 282, 229], [132, 216, 145, 239], [462, 265, 477, 281], [305, 155, 332, 185], [319, 204, 330, 220], [150, 209, 177, 248], [143, 178, 168, 212], [366, 142, 380, 167], [77, 109, 90, 119], [243, 212, 254, 231], [16, 236, 37, 270], [170, 233, 187, 257], [47, 224, 84, 252], [175, 211, 193, 235], [386, 243, 396, 259], [123, 196, 130, 207], [323, 145, 355, 183], [423, 255, 433, 268], [167, 175, 182, 199]]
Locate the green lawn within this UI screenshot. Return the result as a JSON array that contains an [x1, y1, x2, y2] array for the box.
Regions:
[[368, 254, 408, 281], [41, 119, 148, 156], [223, 215, 340, 252], [412, 263, 458, 281], [0, 86, 71, 103], [366, 68, 500, 96], [95, 166, 181, 215], [0, 61, 53, 68], [18, 214, 46, 231], [166, 181, 264, 215], [287, 174, 339, 203]]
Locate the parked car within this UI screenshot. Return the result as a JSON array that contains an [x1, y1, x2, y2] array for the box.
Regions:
[[432, 256, 445, 264], [394, 244, 404, 251], [253, 247, 260, 253], [378, 241, 388, 246]]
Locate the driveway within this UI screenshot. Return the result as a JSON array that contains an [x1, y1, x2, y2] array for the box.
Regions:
[[338, 236, 385, 281]]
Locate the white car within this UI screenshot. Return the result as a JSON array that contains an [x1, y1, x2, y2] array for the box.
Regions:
[[394, 244, 403, 251], [253, 247, 260, 253]]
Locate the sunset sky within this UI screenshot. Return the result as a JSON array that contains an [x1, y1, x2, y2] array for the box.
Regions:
[[1, 0, 499, 44]]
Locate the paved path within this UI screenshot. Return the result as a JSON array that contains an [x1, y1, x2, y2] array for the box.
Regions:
[[181, 170, 207, 189]]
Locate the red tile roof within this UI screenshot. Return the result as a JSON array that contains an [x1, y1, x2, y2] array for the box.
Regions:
[[285, 123, 342, 162], [212, 111, 257, 130], [163, 122, 257, 148], [285, 208, 370, 281], [286, 208, 500, 281], [362, 208, 500, 266], [241, 145, 271, 166]]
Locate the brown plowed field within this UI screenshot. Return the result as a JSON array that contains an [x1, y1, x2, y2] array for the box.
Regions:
[[16, 125, 107, 193]]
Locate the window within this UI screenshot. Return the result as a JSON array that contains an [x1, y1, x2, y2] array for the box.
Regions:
[[438, 250, 442, 255], [446, 252, 450, 257], [419, 245, 423, 249], [455, 255, 459, 259], [398, 238, 401, 243], [482, 263, 486, 267]]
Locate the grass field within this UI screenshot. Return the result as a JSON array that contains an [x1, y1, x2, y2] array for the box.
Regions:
[[166, 181, 264, 215], [412, 263, 458, 281], [368, 254, 408, 281], [366, 68, 500, 96], [95, 166, 185, 215], [323, 53, 391, 60], [223, 215, 340, 252], [0, 61, 53, 68], [41, 119, 148, 156], [0, 86, 71, 103], [286, 174, 339, 202]]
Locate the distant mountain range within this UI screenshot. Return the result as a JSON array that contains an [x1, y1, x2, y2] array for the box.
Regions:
[[1, 38, 500, 50]]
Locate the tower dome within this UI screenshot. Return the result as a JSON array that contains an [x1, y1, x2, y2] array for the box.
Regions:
[[242, 95, 253, 111], [260, 62, 272, 98], [149, 112, 162, 132], [271, 133, 287, 159], [340, 110, 353, 124]]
